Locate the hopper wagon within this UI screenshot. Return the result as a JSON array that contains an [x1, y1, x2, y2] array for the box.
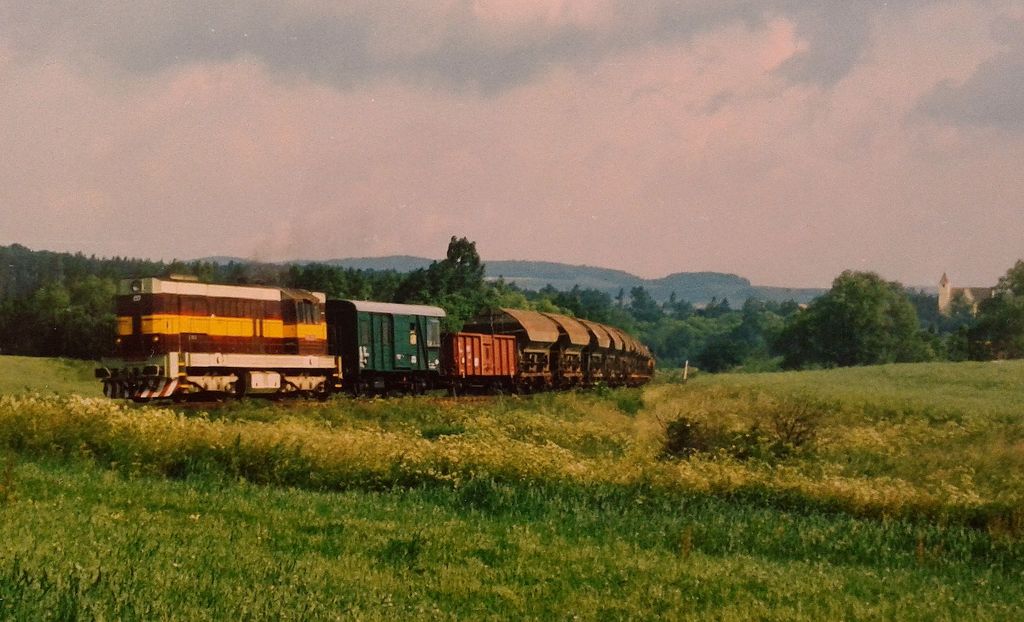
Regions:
[[541, 312, 590, 388], [463, 308, 560, 392]]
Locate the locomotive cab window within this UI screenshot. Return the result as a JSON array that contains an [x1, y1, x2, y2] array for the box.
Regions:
[[296, 301, 319, 324]]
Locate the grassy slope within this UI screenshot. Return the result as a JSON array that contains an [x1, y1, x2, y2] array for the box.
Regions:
[[1, 357, 1022, 619], [698, 361, 1024, 419], [0, 355, 100, 396], [645, 362, 1024, 524]]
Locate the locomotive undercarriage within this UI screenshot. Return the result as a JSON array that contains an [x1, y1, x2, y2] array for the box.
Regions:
[[97, 351, 340, 402]]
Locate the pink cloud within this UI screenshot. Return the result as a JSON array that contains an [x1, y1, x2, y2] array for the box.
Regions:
[[1, 2, 1022, 289]]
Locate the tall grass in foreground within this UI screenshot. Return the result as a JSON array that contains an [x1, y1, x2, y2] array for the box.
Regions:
[[1, 361, 1022, 532], [2, 360, 1024, 618], [0, 459, 1021, 620]]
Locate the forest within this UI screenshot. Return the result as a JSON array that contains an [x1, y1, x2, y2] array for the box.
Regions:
[[1, 240, 1021, 371]]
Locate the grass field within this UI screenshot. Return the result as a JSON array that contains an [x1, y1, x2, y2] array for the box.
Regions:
[[0, 355, 100, 396], [1, 355, 1022, 619]]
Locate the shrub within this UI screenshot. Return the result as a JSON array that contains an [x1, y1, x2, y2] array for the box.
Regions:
[[764, 395, 824, 452], [661, 417, 713, 459], [660, 395, 824, 462], [613, 390, 644, 416]]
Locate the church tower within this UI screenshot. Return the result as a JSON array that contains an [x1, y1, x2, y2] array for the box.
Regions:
[[938, 273, 952, 315]]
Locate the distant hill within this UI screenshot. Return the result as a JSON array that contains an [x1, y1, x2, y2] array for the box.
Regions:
[[193, 254, 823, 304], [320, 257, 823, 304], [485, 260, 644, 294], [194, 255, 435, 272], [323, 255, 434, 273]]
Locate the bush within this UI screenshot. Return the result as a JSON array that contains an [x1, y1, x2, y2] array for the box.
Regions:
[[613, 389, 644, 416], [661, 395, 824, 462], [660, 417, 766, 461], [764, 395, 824, 453], [661, 417, 712, 459]]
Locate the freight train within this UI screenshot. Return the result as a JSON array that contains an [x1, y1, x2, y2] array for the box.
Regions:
[[96, 276, 654, 401]]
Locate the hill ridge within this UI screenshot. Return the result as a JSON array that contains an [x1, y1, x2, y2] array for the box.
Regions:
[[303, 256, 822, 304]]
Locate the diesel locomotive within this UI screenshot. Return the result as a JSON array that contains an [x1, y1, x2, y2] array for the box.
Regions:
[[96, 275, 654, 401]]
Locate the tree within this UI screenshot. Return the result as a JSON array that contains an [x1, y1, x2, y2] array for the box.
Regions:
[[700, 297, 732, 319], [775, 271, 933, 368], [394, 236, 489, 330], [629, 286, 662, 323], [666, 294, 694, 320], [442, 236, 485, 291], [968, 260, 1024, 359], [995, 260, 1024, 296], [695, 333, 747, 372]]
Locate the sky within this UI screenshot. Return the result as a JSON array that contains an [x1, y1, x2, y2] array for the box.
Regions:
[[1, 1, 1022, 288]]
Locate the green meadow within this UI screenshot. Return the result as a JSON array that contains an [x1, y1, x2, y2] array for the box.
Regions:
[[0, 355, 100, 397], [1, 355, 1022, 619]]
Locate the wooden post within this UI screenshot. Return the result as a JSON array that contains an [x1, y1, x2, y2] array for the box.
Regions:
[[682, 360, 689, 383]]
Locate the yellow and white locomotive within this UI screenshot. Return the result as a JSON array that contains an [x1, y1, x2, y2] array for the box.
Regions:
[[96, 276, 341, 401]]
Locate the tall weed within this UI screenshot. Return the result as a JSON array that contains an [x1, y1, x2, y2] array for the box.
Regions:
[[1, 375, 1022, 534]]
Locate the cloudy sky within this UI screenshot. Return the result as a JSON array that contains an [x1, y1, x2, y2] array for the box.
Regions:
[[1, 1, 1022, 287]]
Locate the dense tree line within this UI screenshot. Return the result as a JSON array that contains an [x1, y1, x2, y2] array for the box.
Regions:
[[0, 243, 410, 358], [523, 264, 1024, 373], [523, 285, 800, 372], [0, 238, 523, 358], [2, 241, 1022, 372]]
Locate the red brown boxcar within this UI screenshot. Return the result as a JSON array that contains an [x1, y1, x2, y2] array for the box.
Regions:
[[443, 332, 517, 394]]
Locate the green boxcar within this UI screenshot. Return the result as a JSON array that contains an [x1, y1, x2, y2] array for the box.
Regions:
[[326, 300, 445, 394]]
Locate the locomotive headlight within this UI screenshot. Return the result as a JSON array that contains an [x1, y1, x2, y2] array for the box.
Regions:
[[130, 279, 142, 293], [152, 335, 160, 342]]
